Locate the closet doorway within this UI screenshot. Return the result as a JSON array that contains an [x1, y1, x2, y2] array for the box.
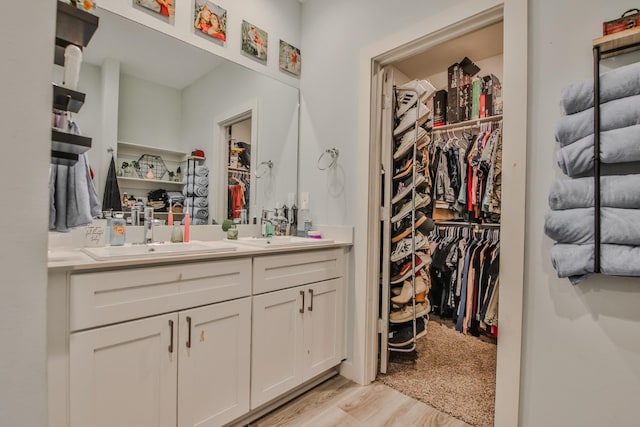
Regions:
[[359, 3, 527, 427], [216, 103, 258, 224]]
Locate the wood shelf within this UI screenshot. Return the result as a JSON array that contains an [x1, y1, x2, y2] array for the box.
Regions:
[[117, 176, 184, 189], [431, 114, 503, 132], [51, 128, 91, 155], [51, 150, 79, 166], [54, 2, 99, 66], [52, 83, 85, 113], [594, 27, 640, 59]]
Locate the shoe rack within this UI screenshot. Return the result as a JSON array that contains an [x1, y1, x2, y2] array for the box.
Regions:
[[379, 82, 433, 372]]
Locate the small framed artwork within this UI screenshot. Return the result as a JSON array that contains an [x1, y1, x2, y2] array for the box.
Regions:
[[194, 0, 226, 42], [241, 20, 268, 63], [279, 40, 301, 76], [133, 0, 175, 22]]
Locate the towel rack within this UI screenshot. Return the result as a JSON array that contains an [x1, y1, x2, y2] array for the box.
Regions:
[[317, 148, 339, 170], [592, 29, 640, 273]]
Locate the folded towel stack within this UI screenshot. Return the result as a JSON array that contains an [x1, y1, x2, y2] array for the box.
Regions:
[[183, 163, 209, 223], [547, 62, 640, 284]]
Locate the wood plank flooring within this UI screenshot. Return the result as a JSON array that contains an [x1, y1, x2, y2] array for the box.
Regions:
[[248, 375, 471, 427]]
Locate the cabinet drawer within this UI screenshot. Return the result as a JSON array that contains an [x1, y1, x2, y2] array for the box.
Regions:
[[253, 248, 344, 294], [70, 258, 251, 331]]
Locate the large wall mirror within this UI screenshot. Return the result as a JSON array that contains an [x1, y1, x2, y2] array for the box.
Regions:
[[54, 7, 299, 225]]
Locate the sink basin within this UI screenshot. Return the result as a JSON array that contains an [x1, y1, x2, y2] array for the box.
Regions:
[[232, 236, 334, 248], [81, 241, 236, 261]]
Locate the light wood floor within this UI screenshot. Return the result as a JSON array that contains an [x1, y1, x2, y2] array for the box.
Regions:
[[248, 375, 471, 427]]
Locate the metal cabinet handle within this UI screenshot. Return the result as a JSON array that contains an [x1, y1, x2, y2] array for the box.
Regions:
[[168, 320, 174, 353], [308, 289, 314, 311], [186, 316, 192, 348], [300, 290, 305, 313]]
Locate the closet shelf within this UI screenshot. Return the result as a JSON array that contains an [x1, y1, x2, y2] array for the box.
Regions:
[[52, 83, 85, 113], [431, 114, 503, 132], [51, 128, 91, 155], [117, 176, 185, 189], [594, 27, 640, 59], [54, 1, 99, 66]]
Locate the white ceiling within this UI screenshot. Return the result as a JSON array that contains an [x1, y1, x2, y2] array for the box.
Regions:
[[83, 8, 225, 89], [393, 21, 504, 79]]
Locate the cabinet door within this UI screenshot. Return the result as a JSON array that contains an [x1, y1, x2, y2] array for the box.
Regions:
[[177, 298, 251, 427], [304, 279, 344, 381], [69, 313, 178, 427], [251, 287, 305, 409]]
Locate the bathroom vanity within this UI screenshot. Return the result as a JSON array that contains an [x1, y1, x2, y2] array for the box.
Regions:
[[47, 239, 350, 427]]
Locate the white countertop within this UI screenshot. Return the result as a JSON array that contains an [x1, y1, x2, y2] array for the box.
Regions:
[[48, 239, 352, 273]]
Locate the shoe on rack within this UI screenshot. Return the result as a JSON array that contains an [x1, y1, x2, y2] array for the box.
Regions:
[[390, 253, 429, 284], [391, 193, 431, 223], [388, 317, 427, 347], [393, 103, 431, 137], [390, 301, 431, 323], [393, 150, 423, 180], [391, 211, 430, 243], [396, 80, 437, 117], [392, 173, 426, 205], [393, 127, 428, 160], [390, 275, 428, 303], [390, 232, 428, 262]]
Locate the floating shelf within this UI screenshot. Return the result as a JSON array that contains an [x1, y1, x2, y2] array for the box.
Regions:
[[52, 83, 85, 113], [51, 128, 92, 155], [51, 150, 79, 166], [594, 27, 640, 59], [54, 2, 99, 66], [117, 176, 185, 189]]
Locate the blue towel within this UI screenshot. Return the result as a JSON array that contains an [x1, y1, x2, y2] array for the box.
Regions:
[[184, 197, 208, 208], [551, 243, 640, 285], [49, 153, 102, 232], [555, 94, 640, 147], [560, 61, 640, 115], [187, 165, 209, 177], [545, 207, 640, 245], [549, 175, 640, 210], [182, 185, 208, 197]]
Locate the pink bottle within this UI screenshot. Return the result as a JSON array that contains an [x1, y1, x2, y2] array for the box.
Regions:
[[183, 212, 190, 243]]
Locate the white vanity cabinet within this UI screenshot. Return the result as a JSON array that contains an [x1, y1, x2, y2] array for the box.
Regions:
[[250, 249, 346, 409], [50, 258, 252, 427]]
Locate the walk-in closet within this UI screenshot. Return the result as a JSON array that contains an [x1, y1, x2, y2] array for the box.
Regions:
[[376, 19, 504, 427]]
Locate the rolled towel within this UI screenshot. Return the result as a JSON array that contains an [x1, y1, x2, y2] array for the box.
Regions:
[[182, 185, 209, 197], [191, 218, 208, 225], [193, 207, 209, 220], [187, 165, 209, 176], [556, 124, 640, 176], [551, 243, 640, 285], [544, 207, 640, 245], [555, 94, 640, 147], [184, 197, 208, 208], [549, 175, 640, 210], [183, 175, 209, 187], [560, 62, 640, 115]]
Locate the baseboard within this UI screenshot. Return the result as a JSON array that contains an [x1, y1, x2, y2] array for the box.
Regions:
[[224, 368, 340, 427]]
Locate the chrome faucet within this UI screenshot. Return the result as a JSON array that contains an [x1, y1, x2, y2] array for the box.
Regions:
[[144, 207, 154, 244]]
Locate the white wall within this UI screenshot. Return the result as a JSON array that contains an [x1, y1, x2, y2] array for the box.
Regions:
[[522, 1, 640, 426], [0, 2, 55, 426], [299, 0, 467, 227], [101, 0, 302, 88]]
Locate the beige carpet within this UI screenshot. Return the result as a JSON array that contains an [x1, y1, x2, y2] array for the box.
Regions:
[[377, 319, 496, 427]]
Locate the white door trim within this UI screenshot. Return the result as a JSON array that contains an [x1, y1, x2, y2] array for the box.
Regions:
[[353, 1, 527, 426]]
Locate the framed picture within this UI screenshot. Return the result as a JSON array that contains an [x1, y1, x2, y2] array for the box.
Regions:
[[133, 0, 175, 21], [241, 20, 268, 63], [194, 0, 226, 42], [279, 40, 301, 76]]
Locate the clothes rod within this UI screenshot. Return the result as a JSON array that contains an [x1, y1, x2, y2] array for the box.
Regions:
[[430, 115, 502, 132], [435, 221, 501, 228]]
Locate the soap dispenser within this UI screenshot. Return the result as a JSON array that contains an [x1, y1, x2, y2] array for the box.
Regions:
[[110, 213, 126, 246]]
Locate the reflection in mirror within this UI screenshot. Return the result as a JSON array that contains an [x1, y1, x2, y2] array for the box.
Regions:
[[54, 7, 298, 226]]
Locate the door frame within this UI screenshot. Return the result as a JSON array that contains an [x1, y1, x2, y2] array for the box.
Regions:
[[215, 99, 259, 223], [352, 1, 528, 426]]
